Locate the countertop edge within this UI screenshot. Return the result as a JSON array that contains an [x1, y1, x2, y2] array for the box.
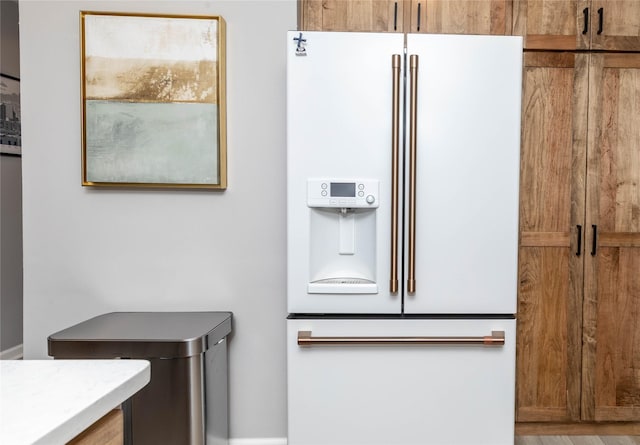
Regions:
[[0, 360, 151, 445], [38, 360, 151, 444]]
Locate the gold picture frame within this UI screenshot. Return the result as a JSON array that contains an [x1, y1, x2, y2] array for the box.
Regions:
[[80, 11, 227, 189]]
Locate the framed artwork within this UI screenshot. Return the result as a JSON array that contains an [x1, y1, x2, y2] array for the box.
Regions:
[[0, 73, 21, 156], [80, 11, 227, 189]]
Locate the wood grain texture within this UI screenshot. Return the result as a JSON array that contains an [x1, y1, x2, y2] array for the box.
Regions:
[[517, 52, 588, 422], [410, 0, 511, 34], [513, 0, 640, 50], [583, 53, 640, 422], [521, 232, 571, 247], [515, 436, 640, 445], [518, 248, 572, 420], [299, 0, 511, 35], [67, 409, 123, 445], [524, 34, 581, 50], [516, 424, 640, 435], [298, 0, 404, 31], [599, 233, 640, 248], [513, 0, 588, 50], [590, 0, 640, 51]]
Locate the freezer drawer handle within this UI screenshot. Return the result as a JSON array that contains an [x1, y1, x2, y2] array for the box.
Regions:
[[297, 330, 505, 347]]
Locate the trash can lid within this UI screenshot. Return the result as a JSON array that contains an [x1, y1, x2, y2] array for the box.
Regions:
[[48, 312, 232, 359]]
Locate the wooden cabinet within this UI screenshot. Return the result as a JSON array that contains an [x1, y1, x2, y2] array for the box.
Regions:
[[513, 0, 640, 50], [298, 0, 511, 35], [583, 53, 640, 422], [517, 51, 588, 423], [298, 1, 640, 48], [67, 409, 123, 445], [407, 0, 512, 34], [517, 52, 640, 424], [298, 0, 405, 32]]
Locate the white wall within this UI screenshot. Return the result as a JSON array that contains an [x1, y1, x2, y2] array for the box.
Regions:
[[20, 0, 296, 440], [0, 0, 23, 354]]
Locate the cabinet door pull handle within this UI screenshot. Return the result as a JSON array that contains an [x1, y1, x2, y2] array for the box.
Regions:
[[417, 3, 422, 32], [597, 7, 604, 34], [576, 225, 582, 256], [591, 224, 598, 256], [582, 8, 589, 34], [394, 2, 398, 31]]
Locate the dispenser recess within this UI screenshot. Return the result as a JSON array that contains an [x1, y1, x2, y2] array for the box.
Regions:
[[307, 179, 379, 294]]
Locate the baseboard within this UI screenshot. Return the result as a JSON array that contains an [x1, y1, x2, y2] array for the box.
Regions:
[[0, 344, 23, 360], [229, 439, 287, 445]]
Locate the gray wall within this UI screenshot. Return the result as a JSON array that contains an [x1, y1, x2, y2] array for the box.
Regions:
[[21, 0, 296, 440], [0, 0, 23, 353]]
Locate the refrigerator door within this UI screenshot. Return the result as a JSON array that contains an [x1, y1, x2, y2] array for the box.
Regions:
[[287, 31, 405, 314], [403, 34, 522, 314], [287, 317, 516, 445]]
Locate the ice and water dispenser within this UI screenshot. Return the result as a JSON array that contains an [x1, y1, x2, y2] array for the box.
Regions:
[[307, 178, 379, 294]]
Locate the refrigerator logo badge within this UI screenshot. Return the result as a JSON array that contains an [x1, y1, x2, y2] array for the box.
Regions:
[[293, 33, 307, 56]]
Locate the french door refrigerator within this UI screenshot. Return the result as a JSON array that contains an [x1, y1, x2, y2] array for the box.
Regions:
[[287, 31, 522, 445]]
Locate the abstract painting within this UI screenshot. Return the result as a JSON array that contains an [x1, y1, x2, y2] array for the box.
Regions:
[[80, 12, 226, 188]]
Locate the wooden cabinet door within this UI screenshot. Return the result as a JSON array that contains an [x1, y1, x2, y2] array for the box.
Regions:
[[408, 0, 512, 34], [582, 53, 640, 422], [516, 52, 588, 422], [589, 0, 640, 51], [298, 0, 404, 32], [513, 0, 590, 50], [298, 0, 511, 34], [514, 0, 640, 50]]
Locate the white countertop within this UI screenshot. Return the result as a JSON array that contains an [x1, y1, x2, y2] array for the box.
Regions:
[[0, 359, 150, 445]]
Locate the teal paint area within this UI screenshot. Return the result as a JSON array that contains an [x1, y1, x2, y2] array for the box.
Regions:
[[85, 101, 219, 184]]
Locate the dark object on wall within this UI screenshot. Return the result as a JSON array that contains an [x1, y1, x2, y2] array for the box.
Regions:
[[0, 73, 21, 156]]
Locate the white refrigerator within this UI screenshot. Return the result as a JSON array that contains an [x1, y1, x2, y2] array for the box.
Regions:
[[287, 31, 522, 445]]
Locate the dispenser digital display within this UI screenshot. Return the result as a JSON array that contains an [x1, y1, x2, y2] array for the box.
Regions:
[[307, 179, 379, 209], [331, 183, 355, 197]]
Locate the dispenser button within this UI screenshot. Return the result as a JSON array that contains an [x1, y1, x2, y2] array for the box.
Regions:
[[366, 195, 375, 204]]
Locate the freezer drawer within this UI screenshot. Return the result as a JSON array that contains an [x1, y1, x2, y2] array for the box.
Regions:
[[287, 318, 516, 445]]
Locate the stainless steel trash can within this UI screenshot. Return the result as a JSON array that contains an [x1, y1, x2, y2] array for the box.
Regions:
[[48, 312, 232, 445]]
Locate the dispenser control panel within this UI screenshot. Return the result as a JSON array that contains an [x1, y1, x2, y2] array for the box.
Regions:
[[307, 179, 379, 208]]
